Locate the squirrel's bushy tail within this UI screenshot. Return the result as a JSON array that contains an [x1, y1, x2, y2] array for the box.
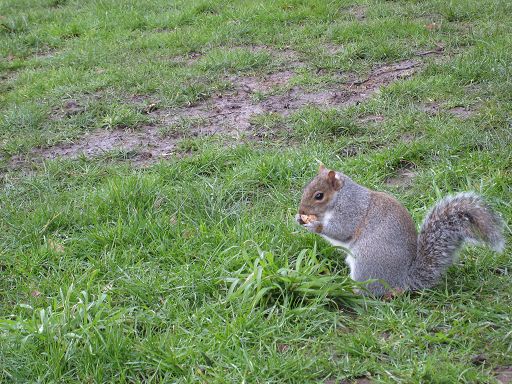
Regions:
[[409, 192, 505, 290]]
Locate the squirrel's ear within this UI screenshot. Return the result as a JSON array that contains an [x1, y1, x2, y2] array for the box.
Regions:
[[327, 170, 342, 191], [318, 163, 326, 173]]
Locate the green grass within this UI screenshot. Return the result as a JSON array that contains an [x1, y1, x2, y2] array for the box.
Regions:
[[1, 0, 511, 382]]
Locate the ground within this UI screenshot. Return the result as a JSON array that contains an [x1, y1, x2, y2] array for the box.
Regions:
[[0, 0, 511, 383]]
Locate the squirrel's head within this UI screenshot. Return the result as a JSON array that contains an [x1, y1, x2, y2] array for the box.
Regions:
[[298, 163, 344, 220]]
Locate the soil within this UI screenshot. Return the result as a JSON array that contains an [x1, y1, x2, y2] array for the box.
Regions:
[[495, 366, 512, 384], [7, 52, 430, 167], [358, 115, 385, 123], [419, 102, 441, 115], [10, 126, 178, 166], [341, 5, 367, 21], [400, 132, 417, 144], [415, 44, 445, 57], [177, 58, 417, 130], [385, 161, 417, 187], [418, 102, 475, 119], [447, 106, 474, 119], [385, 169, 417, 187], [338, 145, 361, 158]]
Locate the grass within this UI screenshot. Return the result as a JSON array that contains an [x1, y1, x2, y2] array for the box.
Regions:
[[1, 0, 511, 382]]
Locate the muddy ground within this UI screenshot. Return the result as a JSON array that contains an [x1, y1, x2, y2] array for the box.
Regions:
[[7, 44, 472, 168]]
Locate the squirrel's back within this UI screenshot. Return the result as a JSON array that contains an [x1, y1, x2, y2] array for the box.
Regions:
[[352, 191, 418, 294]]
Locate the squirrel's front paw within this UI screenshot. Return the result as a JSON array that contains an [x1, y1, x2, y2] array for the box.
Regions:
[[296, 214, 323, 233], [304, 221, 323, 233]]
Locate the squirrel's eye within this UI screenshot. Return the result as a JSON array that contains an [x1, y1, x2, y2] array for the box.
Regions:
[[314, 192, 324, 201]]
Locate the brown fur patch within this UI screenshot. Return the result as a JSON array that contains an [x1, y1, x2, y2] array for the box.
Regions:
[[351, 201, 372, 242], [298, 169, 342, 217]]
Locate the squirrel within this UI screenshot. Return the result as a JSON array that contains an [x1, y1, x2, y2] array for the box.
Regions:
[[296, 164, 505, 296]]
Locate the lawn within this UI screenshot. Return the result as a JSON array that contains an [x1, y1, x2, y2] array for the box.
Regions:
[[1, 0, 511, 382]]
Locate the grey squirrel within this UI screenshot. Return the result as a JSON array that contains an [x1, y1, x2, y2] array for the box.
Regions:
[[296, 164, 505, 296]]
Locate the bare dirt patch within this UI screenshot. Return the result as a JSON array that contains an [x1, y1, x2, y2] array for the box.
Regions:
[[351, 60, 419, 88], [11, 57, 426, 166], [495, 366, 512, 384], [0, 69, 18, 82], [418, 102, 476, 119], [233, 70, 296, 93], [51, 99, 86, 119], [418, 102, 441, 115], [447, 106, 474, 119], [338, 145, 360, 158], [9, 125, 178, 166], [358, 114, 385, 124], [34, 50, 57, 60], [340, 5, 367, 21], [150, 59, 421, 135], [415, 44, 445, 57], [385, 161, 417, 187], [324, 44, 346, 56], [183, 51, 203, 65], [400, 132, 417, 144], [385, 168, 417, 187]]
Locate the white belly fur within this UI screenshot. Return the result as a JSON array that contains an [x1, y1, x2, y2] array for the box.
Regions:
[[320, 234, 352, 249], [321, 212, 356, 279], [345, 255, 356, 280], [320, 212, 352, 249]]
